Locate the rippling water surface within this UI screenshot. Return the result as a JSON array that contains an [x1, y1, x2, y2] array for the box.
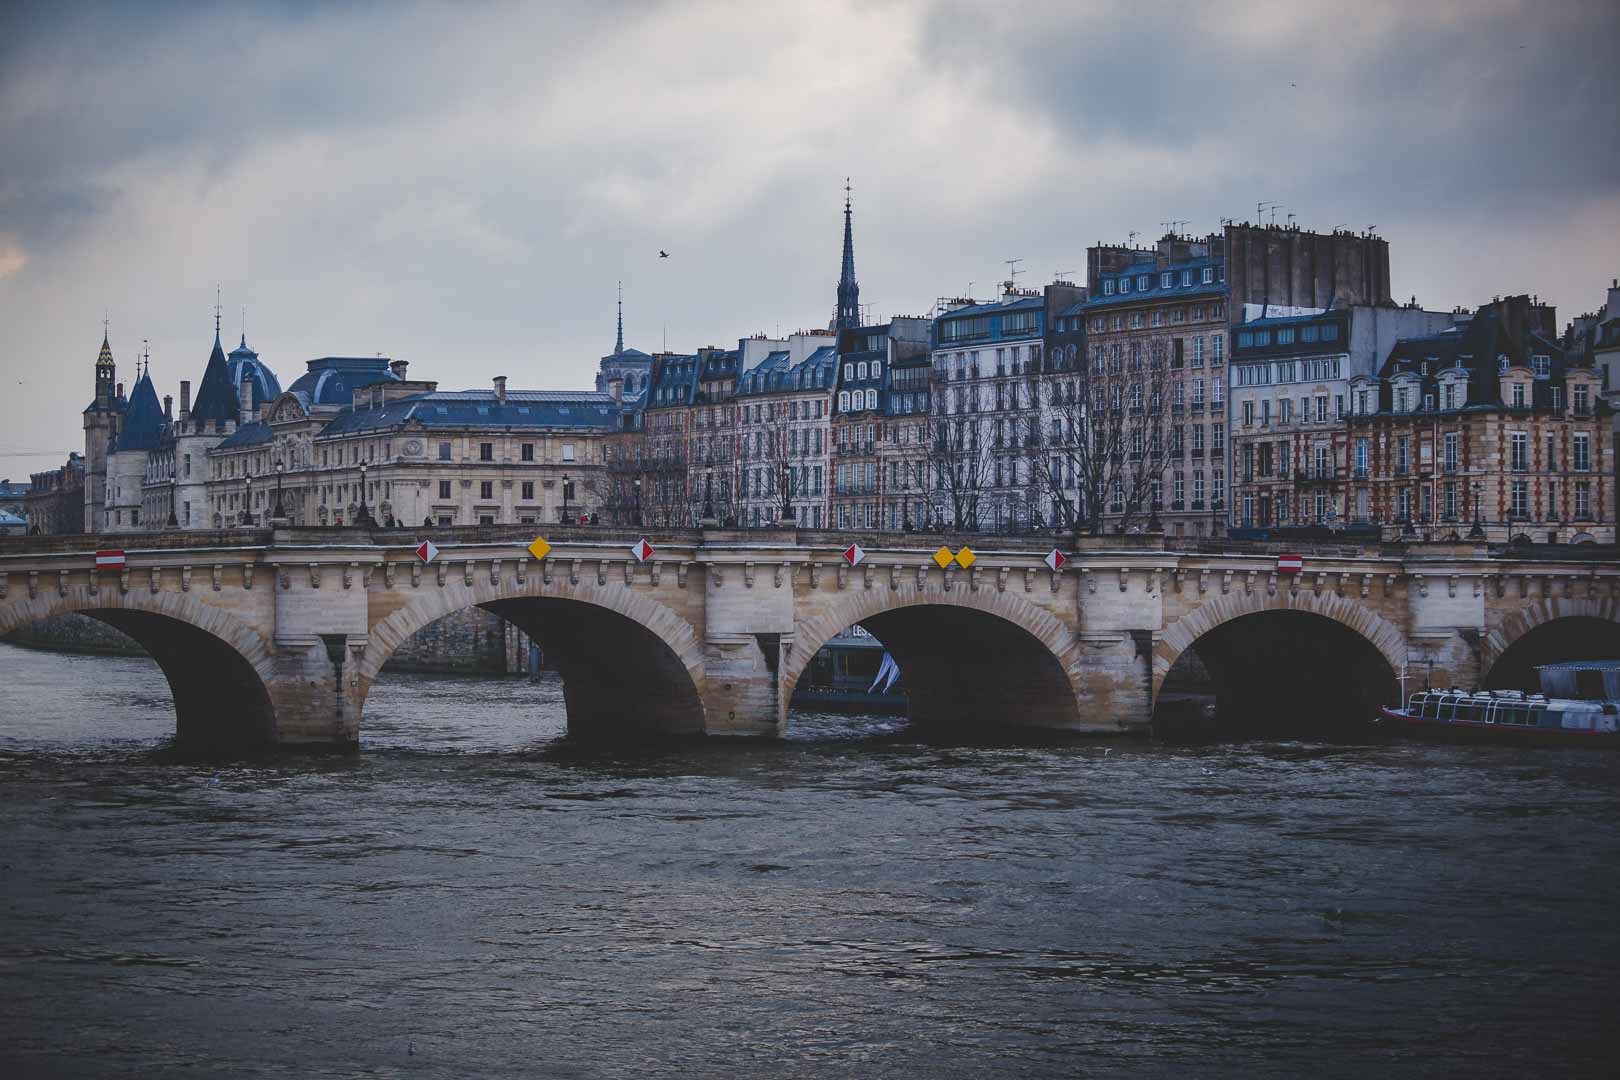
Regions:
[[2, 641, 1618, 1078]]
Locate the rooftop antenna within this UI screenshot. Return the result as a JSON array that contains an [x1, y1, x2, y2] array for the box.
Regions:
[[967, 281, 974, 299], [1055, 269, 1076, 284], [1286, 212, 1296, 228], [1257, 201, 1279, 227], [1128, 230, 1139, 246], [1005, 258, 1024, 289]]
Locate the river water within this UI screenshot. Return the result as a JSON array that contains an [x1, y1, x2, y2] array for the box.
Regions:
[[2, 640, 1617, 1078]]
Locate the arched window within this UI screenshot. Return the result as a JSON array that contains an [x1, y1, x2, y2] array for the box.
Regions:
[[838, 391, 850, 412], [866, 389, 878, 410]]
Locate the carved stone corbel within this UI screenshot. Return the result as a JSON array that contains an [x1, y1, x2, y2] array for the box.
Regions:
[[809, 563, 820, 588], [915, 564, 927, 590], [0, 571, 7, 598], [490, 559, 502, 587], [597, 560, 609, 586], [342, 563, 355, 590], [411, 561, 421, 588], [58, 568, 69, 596], [570, 559, 582, 586], [774, 562, 787, 588], [1172, 569, 1183, 594], [1386, 574, 1397, 595], [743, 561, 755, 588], [653, 561, 665, 587], [865, 563, 876, 590], [942, 565, 954, 591], [970, 564, 981, 591], [436, 561, 448, 587], [622, 560, 634, 585], [362, 566, 375, 590], [1081, 567, 1095, 595], [1416, 574, 1428, 598], [1244, 570, 1256, 596], [1047, 567, 1059, 594], [710, 564, 724, 588], [1118, 568, 1129, 592], [997, 566, 1010, 593], [27, 570, 39, 599], [1313, 572, 1326, 596], [1447, 575, 1457, 599], [1147, 569, 1160, 595], [211, 564, 223, 591], [464, 561, 475, 588], [891, 564, 902, 591], [87, 571, 98, 596], [1268, 571, 1278, 596], [1221, 569, 1232, 595], [515, 559, 526, 586], [676, 562, 688, 588], [1361, 573, 1372, 599], [244, 563, 255, 590], [119, 569, 131, 594], [1198, 569, 1209, 594], [837, 563, 848, 590], [384, 562, 396, 588], [182, 565, 194, 592]]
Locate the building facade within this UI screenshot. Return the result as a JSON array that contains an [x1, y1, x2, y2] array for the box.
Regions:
[[735, 335, 835, 529], [1345, 296, 1612, 543], [23, 453, 84, 535], [831, 317, 931, 531]]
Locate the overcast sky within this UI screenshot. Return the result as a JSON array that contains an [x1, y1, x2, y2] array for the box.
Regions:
[[2, 0, 1616, 477]]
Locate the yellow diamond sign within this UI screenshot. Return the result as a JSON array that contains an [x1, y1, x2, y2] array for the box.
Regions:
[[932, 545, 954, 569], [527, 536, 552, 560], [953, 546, 976, 569]]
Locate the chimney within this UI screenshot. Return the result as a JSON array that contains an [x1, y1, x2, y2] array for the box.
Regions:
[[163, 395, 173, 421], [239, 376, 254, 426], [608, 374, 624, 402], [493, 375, 507, 404], [179, 380, 191, 423], [389, 359, 409, 379], [116, 382, 124, 401]]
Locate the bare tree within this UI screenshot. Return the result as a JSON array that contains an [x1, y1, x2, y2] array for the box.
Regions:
[[1030, 333, 1180, 536], [907, 367, 994, 530]]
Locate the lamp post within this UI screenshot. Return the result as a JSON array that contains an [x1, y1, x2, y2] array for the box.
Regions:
[[355, 462, 374, 527], [273, 458, 286, 521], [633, 476, 642, 526], [561, 473, 572, 524], [243, 473, 254, 526], [1468, 479, 1485, 540], [167, 474, 178, 528]]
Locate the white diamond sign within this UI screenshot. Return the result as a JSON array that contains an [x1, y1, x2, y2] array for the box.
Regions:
[[842, 543, 866, 567], [1044, 548, 1066, 572], [415, 540, 440, 564], [631, 538, 655, 563]]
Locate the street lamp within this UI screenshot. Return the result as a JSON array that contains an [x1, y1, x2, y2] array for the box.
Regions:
[[633, 476, 642, 526], [355, 461, 375, 527], [561, 473, 572, 524], [1468, 479, 1485, 540], [167, 474, 178, 528], [273, 458, 286, 521], [243, 473, 254, 526]]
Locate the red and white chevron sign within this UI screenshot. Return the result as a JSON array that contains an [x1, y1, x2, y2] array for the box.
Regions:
[[94, 549, 126, 570], [1044, 549, 1065, 572], [631, 538, 656, 563], [842, 543, 866, 567], [1277, 553, 1303, 574]]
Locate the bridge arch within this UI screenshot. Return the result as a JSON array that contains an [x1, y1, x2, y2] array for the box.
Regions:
[[0, 586, 277, 749], [361, 576, 707, 737], [1153, 590, 1406, 737], [1481, 598, 1620, 690], [785, 586, 1085, 732]]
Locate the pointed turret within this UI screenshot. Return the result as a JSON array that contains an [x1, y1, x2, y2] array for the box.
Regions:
[[92, 331, 117, 409], [112, 369, 165, 452], [836, 179, 860, 331], [189, 323, 239, 428]]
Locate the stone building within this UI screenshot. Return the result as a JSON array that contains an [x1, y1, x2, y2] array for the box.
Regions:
[[22, 454, 83, 535], [831, 317, 931, 532], [1345, 295, 1612, 543], [80, 331, 126, 531], [1229, 303, 1463, 528], [735, 334, 836, 529]]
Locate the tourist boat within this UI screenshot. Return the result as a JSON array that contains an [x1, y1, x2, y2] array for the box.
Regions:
[[789, 625, 907, 714], [1377, 661, 1620, 744]]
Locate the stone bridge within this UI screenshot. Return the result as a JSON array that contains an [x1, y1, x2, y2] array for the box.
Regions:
[[2, 525, 1617, 749]]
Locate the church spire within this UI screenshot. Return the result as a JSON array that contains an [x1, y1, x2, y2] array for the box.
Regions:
[[615, 281, 624, 355], [836, 178, 860, 331]]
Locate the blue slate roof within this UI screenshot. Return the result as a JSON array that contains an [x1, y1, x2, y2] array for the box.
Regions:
[[938, 296, 1042, 321], [113, 372, 167, 452], [189, 331, 241, 424], [1084, 255, 1225, 311], [286, 357, 401, 407], [225, 336, 282, 409], [736, 346, 836, 396], [318, 389, 623, 437], [215, 420, 273, 449]]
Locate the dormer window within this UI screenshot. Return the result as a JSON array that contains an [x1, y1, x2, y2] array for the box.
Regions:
[[1181, 270, 1193, 287], [1498, 354, 1510, 372], [1161, 272, 1173, 289], [1511, 381, 1526, 408], [1202, 267, 1214, 284], [1103, 279, 1116, 296], [1137, 275, 1150, 291], [1532, 354, 1550, 378]]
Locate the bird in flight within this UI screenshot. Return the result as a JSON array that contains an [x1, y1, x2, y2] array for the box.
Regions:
[[659, 250, 670, 259]]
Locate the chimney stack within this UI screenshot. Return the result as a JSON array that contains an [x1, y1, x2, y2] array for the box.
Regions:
[[607, 375, 624, 403], [116, 382, 124, 400], [239, 376, 254, 426], [163, 395, 173, 421], [179, 380, 191, 423], [493, 375, 507, 404], [389, 359, 409, 379]]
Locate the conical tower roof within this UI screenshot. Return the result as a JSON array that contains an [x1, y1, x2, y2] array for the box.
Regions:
[[112, 371, 165, 451], [190, 328, 240, 425], [98, 333, 114, 366]]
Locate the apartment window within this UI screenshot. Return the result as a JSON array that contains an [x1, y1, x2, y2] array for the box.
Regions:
[[1574, 384, 1591, 414], [1315, 396, 1328, 423], [1103, 279, 1116, 296], [1510, 431, 1528, 471], [521, 443, 534, 461], [1573, 432, 1591, 472], [1193, 472, 1205, 507], [562, 443, 576, 462], [1575, 480, 1591, 519], [1511, 479, 1528, 518], [1160, 272, 1173, 289], [1444, 432, 1459, 472], [1137, 275, 1150, 291], [1396, 436, 1411, 474], [521, 481, 534, 500], [1212, 471, 1225, 507], [479, 515, 495, 526], [1532, 354, 1550, 377], [438, 480, 451, 499], [1511, 382, 1526, 408], [437, 515, 452, 526], [1444, 481, 1458, 520], [479, 442, 494, 461], [1201, 267, 1214, 284], [438, 442, 452, 461], [1212, 424, 1225, 451], [479, 481, 493, 499]]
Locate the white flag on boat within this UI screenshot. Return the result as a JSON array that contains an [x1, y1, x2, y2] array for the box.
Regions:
[[868, 652, 901, 694]]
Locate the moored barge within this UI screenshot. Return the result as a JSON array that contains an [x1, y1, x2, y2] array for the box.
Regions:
[[1378, 661, 1619, 744]]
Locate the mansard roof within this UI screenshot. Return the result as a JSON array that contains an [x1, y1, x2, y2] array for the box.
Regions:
[[318, 389, 623, 437], [285, 356, 400, 407]]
